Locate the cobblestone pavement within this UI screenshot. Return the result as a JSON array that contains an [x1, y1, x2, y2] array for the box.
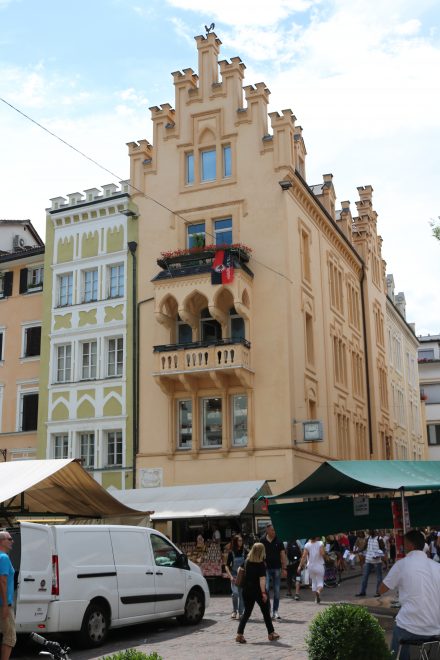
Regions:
[[17, 569, 396, 660]]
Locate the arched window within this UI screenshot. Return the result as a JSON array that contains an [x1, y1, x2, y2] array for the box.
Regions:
[[200, 308, 222, 342], [229, 307, 245, 341]]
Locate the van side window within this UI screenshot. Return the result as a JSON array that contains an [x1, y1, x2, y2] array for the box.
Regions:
[[150, 535, 178, 568]]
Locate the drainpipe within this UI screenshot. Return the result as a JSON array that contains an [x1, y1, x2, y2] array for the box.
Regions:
[[360, 264, 374, 457], [128, 242, 138, 488], [136, 295, 154, 486]]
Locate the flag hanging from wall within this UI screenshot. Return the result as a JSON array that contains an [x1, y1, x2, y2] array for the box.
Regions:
[[211, 249, 234, 285]]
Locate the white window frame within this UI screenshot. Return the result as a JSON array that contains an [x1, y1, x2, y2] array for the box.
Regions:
[[56, 343, 72, 383], [18, 388, 39, 432], [28, 265, 44, 290], [231, 394, 248, 447], [53, 433, 69, 459], [81, 340, 97, 380], [79, 431, 95, 468], [57, 272, 73, 307], [177, 399, 192, 450], [105, 430, 123, 467], [82, 268, 98, 303], [107, 337, 123, 377], [201, 397, 222, 448], [22, 322, 42, 359], [108, 263, 124, 299], [200, 148, 216, 182]]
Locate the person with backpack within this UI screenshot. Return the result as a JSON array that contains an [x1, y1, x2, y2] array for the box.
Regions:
[[225, 535, 248, 619], [285, 537, 302, 599], [355, 529, 384, 597]]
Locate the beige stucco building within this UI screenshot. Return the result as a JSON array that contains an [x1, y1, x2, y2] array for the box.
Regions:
[[0, 220, 44, 460], [385, 276, 426, 460], [127, 33, 419, 492]]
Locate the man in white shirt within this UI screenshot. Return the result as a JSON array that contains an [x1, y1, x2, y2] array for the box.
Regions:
[[379, 529, 440, 660]]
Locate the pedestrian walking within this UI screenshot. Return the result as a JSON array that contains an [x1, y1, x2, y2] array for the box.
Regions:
[[0, 530, 16, 660], [354, 530, 367, 569], [379, 529, 440, 660], [285, 537, 302, 599], [235, 542, 280, 644], [356, 529, 384, 597], [299, 535, 325, 603], [260, 523, 287, 620], [225, 535, 248, 619]]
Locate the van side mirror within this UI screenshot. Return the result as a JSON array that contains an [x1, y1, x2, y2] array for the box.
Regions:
[[176, 553, 190, 570]]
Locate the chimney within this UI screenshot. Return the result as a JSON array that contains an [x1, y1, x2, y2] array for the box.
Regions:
[[395, 292, 406, 319]]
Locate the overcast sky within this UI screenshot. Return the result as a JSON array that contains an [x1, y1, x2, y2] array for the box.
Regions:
[[1, 0, 439, 334]]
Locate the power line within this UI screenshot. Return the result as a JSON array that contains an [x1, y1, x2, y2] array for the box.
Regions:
[[0, 96, 293, 284]]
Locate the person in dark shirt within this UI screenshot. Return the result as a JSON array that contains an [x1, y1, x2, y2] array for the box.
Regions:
[[260, 524, 287, 619], [236, 543, 280, 644], [225, 535, 248, 619], [286, 538, 302, 599]]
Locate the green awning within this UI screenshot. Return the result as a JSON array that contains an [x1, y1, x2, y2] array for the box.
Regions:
[[274, 461, 440, 499]]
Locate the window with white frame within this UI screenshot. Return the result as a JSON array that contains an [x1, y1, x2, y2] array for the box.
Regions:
[[231, 394, 248, 447], [108, 264, 124, 298], [81, 341, 97, 379], [58, 273, 73, 306], [53, 434, 69, 459], [80, 432, 95, 468], [200, 149, 216, 182], [28, 266, 44, 289], [177, 399, 192, 449], [201, 397, 222, 448], [187, 222, 205, 248], [185, 152, 194, 185], [56, 344, 72, 382], [223, 145, 232, 178], [83, 268, 98, 303], [0, 330, 4, 361], [23, 325, 41, 357], [107, 337, 123, 377], [106, 430, 123, 466], [214, 217, 232, 245]]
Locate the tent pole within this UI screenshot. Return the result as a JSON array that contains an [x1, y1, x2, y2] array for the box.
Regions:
[[401, 488, 407, 535]]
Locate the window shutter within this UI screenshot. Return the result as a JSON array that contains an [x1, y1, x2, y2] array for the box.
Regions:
[[19, 268, 28, 293], [22, 393, 39, 431], [3, 272, 13, 297], [0, 333, 3, 360]]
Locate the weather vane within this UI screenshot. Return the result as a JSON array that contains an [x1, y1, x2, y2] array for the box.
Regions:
[[205, 22, 215, 36]]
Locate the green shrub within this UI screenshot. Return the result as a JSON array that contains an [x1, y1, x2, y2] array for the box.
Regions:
[[101, 650, 162, 660], [306, 603, 392, 660]]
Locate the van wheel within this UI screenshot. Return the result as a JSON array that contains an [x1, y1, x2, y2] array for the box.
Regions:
[[80, 602, 109, 647], [177, 590, 205, 625]]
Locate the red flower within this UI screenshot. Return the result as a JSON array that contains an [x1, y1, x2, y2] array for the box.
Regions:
[[160, 243, 252, 259]]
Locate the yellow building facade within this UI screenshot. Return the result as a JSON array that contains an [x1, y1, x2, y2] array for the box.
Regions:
[[130, 33, 411, 492]]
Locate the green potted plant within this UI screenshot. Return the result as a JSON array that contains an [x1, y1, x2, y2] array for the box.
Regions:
[[101, 650, 163, 660], [306, 603, 392, 660]]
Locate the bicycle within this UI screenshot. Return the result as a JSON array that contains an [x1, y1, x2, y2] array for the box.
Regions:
[[397, 636, 440, 660], [29, 632, 71, 660]]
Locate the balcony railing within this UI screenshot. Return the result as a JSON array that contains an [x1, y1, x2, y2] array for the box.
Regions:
[[154, 246, 254, 281], [153, 338, 251, 375]]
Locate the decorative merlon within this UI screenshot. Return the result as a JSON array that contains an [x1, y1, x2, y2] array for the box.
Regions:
[[48, 180, 130, 211]]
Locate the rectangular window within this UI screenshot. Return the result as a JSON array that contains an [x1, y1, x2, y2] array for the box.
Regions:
[[83, 269, 98, 303], [24, 326, 41, 357], [54, 434, 69, 459], [201, 397, 222, 448], [80, 432, 95, 468], [305, 312, 314, 366], [428, 425, 440, 445], [177, 400, 192, 449], [177, 318, 192, 344], [21, 392, 38, 431], [185, 152, 194, 185], [301, 230, 311, 283], [28, 266, 44, 289], [109, 264, 124, 298], [223, 145, 231, 178], [81, 341, 97, 379], [419, 349, 435, 360], [232, 394, 248, 447], [107, 338, 123, 377], [201, 149, 216, 182], [187, 222, 205, 248], [214, 218, 233, 246], [58, 273, 73, 306], [56, 344, 72, 382], [0, 272, 13, 298], [0, 331, 3, 361], [106, 430, 123, 466]]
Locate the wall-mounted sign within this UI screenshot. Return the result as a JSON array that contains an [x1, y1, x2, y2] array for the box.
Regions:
[[353, 496, 369, 516], [303, 420, 323, 442], [140, 468, 163, 488]]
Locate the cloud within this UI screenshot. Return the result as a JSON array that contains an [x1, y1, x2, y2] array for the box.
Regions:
[[169, 16, 194, 46], [166, 0, 318, 26]]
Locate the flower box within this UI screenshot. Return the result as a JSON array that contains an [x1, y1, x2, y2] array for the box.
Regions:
[[157, 243, 251, 269]]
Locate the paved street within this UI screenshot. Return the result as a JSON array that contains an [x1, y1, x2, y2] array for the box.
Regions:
[[15, 570, 396, 660]]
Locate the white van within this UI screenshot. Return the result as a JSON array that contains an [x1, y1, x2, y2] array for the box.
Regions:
[[14, 522, 210, 647]]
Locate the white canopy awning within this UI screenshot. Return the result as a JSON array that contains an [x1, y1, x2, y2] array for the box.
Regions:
[[0, 459, 147, 518], [111, 480, 271, 520]]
